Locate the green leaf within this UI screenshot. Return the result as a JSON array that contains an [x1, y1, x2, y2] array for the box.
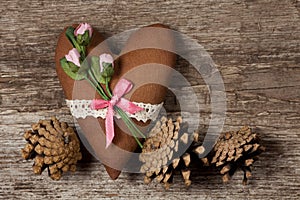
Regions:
[[65, 27, 76, 46], [60, 58, 86, 80], [90, 56, 102, 83], [80, 59, 90, 71], [77, 59, 89, 78], [65, 27, 82, 53]]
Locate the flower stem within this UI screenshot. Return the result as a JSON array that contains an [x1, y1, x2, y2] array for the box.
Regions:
[[85, 77, 107, 100], [115, 107, 143, 148], [115, 106, 146, 139], [120, 108, 146, 139], [81, 46, 86, 58], [105, 78, 113, 98], [88, 70, 109, 100]]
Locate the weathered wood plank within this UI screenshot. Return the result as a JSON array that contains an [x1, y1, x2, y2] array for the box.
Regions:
[[0, 0, 299, 199]]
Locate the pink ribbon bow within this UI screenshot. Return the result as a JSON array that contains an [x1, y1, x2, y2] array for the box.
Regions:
[[90, 79, 144, 148]]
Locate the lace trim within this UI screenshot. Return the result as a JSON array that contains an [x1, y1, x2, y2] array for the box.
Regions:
[[66, 99, 163, 123]]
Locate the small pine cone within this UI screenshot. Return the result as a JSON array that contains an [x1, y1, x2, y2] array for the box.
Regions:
[[210, 126, 265, 184], [21, 117, 82, 180], [140, 116, 195, 189]]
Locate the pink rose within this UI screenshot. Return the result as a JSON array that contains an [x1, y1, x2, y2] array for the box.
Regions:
[[74, 23, 93, 38], [99, 53, 114, 72], [65, 48, 81, 67]]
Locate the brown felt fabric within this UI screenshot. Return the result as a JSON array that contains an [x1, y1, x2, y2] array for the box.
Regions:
[[55, 23, 176, 180]]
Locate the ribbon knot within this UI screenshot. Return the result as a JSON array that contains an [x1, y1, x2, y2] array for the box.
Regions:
[[90, 78, 144, 148], [110, 95, 119, 106]]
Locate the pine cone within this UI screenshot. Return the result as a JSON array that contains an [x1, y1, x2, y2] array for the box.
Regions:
[[210, 126, 265, 184], [139, 116, 199, 189], [21, 117, 82, 180], [140, 115, 265, 188]]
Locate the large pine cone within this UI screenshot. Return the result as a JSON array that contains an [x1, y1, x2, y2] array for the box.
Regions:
[[139, 116, 202, 189], [21, 117, 82, 180]]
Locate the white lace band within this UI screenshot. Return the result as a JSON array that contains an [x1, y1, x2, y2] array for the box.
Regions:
[[65, 99, 163, 123]]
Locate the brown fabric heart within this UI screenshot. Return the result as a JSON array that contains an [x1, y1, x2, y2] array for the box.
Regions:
[[55, 23, 176, 179]]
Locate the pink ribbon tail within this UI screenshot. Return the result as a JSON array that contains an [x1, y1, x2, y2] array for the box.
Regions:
[[105, 104, 114, 148]]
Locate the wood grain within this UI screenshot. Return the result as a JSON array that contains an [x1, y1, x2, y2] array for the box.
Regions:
[[0, 0, 299, 199]]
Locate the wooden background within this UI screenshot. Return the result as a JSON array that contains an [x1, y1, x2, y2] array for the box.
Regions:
[[1, 0, 299, 199]]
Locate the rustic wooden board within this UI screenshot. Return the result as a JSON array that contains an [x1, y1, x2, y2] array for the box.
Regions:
[[0, 0, 299, 199]]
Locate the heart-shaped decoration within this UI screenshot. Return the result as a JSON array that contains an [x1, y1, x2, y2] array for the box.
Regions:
[[55, 23, 176, 179]]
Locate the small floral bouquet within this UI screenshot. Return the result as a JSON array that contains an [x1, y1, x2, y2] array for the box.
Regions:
[[60, 23, 146, 148]]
